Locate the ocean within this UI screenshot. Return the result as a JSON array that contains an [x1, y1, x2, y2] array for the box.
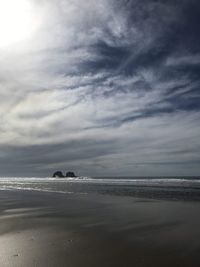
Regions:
[[0, 176, 200, 200]]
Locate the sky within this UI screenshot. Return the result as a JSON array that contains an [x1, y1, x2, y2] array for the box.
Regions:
[[0, 0, 200, 177]]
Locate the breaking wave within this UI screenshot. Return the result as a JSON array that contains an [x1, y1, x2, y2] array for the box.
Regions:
[[0, 177, 200, 200]]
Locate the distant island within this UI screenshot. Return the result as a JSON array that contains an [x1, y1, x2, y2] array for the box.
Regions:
[[53, 171, 76, 178]]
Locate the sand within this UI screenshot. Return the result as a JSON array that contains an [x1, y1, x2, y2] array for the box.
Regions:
[[0, 190, 200, 267]]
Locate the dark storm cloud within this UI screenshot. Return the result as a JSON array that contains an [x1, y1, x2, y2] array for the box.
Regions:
[[0, 0, 200, 176]]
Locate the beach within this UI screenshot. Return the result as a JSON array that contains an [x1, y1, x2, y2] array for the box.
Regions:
[[0, 188, 200, 267], [1, 0, 199, 265]]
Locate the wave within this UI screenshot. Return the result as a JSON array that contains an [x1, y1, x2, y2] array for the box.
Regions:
[[0, 185, 88, 195], [0, 177, 200, 188], [0, 177, 200, 199]]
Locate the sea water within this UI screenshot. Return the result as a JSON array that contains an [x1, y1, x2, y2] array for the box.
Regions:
[[0, 176, 200, 200]]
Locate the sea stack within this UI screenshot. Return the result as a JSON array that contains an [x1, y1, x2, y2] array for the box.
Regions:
[[66, 171, 76, 178], [52, 171, 65, 178], [52, 171, 77, 178]]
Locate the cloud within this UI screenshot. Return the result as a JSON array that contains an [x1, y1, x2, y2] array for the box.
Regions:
[[0, 0, 200, 176]]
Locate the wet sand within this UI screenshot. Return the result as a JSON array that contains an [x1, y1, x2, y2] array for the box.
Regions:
[[0, 190, 200, 267]]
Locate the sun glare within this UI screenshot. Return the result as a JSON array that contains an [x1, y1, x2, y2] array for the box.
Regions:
[[0, 0, 37, 48]]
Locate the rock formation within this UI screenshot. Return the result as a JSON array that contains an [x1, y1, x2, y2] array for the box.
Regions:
[[53, 171, 65, 178], [66, 171, 76, 178], [52, 171, 76, 178]]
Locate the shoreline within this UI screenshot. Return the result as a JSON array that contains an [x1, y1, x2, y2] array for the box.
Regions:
[[0, 190, 200, 266]]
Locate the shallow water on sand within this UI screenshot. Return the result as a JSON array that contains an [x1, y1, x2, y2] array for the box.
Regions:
[[0, 190, 200, 267]]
